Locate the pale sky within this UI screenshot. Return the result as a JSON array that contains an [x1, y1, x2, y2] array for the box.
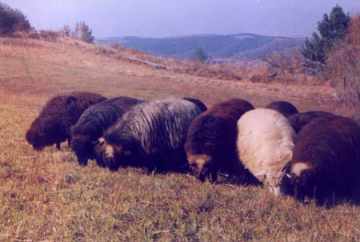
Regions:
[[2, 0, 360, 38]]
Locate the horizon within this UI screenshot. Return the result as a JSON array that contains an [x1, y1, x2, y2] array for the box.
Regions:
[[103, 32, 306, 40], [1, 1, 360, 39]]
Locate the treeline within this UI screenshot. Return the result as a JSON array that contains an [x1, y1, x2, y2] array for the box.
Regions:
[[0, 2, 31, 34], [0, 1, 94, 43]]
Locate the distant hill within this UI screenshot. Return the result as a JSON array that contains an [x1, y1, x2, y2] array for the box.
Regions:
[[97, 33, 304, 60]]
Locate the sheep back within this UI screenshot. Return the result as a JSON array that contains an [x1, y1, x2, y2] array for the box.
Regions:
[[288, 111, 336, 133], [266, 101, 298, 118], [237, 108, 295, 194]]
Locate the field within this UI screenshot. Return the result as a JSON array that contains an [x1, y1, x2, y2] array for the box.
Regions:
[[0, 37, 359, 242]]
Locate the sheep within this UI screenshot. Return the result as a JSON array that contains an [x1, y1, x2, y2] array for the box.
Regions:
[[280, 116, 360, 204], [185, 98, 256, 183], [70, 96, 143, 166], [288, 111, 336, 133], [266, 101, 299, 118], [182, 97, 207, 112], [26, 92, 106, 151], [95, 98, 205, 172], [237, 108, 296, 195]]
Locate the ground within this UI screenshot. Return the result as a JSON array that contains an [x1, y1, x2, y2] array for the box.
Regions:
[[0, 37, 359, 242]]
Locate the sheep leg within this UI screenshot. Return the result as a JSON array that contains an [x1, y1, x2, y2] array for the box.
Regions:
[[56, 143, 61, 150]]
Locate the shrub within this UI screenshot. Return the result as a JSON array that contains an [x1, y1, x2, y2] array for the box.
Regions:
[[327, 16, 360, 111], [73, 21, 94, 43], [0, 2, 31, 35], [194, 48, 208, 63]]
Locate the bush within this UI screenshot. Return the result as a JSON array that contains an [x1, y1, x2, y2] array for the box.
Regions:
[[327, 16, 360, 110], [74, 21, 94, 43], [0, 2, 31, 35], [194, 48, 208, 63]]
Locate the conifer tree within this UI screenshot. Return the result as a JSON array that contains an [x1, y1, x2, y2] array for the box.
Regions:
[[302, 5, 350, 63]]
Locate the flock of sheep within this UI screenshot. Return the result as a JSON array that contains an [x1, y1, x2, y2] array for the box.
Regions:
[[25, 91, 360, 205]]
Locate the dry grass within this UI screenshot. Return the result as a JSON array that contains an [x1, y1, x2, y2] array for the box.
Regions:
[[0, 37, 357, 242]]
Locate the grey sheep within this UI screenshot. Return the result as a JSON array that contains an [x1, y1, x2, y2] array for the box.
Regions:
[[95, 98, 205, 172], [70, 96, 143, 166]]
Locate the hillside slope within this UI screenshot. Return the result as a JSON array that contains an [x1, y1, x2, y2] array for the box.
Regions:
[[98, 33, 304, 59], [1, 37, 356, 242]]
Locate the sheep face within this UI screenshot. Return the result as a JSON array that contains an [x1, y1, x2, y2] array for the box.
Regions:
[[95, 138, 134, 171], [259, 172, 284, 196], [70, 133, 95, 166], [280, 161, 314, 201], [187, 153, 213, 181]]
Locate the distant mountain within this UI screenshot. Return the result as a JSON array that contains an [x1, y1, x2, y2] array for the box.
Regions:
[[97, 33, 304, 60]]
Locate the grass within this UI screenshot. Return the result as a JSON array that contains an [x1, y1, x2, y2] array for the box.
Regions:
[[0, 37, 358, 241]]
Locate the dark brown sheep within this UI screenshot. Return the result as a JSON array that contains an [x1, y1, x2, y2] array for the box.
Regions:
[[280, 116, 360, 205], [185, 98, 257, 183], [266, 101, 299, 118], [26, 92, 106, 151], [288, 111, 336, 133]]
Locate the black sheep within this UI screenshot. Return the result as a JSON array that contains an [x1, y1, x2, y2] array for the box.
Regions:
[[70, 96, 143, 166], [95, 98, 205, 172], [185, 98, 256, 183], [182, 97, 207, 112], [26, 92, 106, 150], [266, 101, 299, 118], [280, 116, 360, 204], [288, 111, 336, 133]]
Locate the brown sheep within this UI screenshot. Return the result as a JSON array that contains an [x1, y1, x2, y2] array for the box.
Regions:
[[185, 98, 257, 183], [280, 116, 360, 205], [26, 92, 106, 150]]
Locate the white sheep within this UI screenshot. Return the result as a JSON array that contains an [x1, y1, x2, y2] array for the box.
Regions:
[[237, 108, 296, 195]]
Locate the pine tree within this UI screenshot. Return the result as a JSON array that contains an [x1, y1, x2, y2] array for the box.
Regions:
[[302, 5, 350, 64]]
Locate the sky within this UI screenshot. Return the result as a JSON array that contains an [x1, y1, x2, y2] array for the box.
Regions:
[[2, 0, 360, 38]]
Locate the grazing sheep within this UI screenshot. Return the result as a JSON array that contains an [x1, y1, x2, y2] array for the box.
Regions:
[[26, 92, 106, 151], [70, 97, 143, 166], [288, 111, 336, 133], [280, 116, 360, 204], [96, 98, 205, 172], [185, 98, 256, 183], [237, 108, 296, 195], [266, 101, 298, 118], [182, 97, 207, 112]]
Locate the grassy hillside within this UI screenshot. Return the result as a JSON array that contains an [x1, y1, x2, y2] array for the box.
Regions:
[[98, 33, 304, 60], [1, 37, 359, 242]]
